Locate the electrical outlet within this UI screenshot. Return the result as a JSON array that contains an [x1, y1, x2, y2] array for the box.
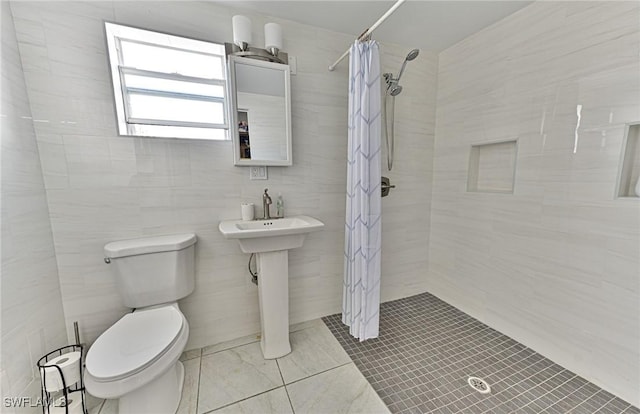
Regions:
[[249, 166, 268, 180]]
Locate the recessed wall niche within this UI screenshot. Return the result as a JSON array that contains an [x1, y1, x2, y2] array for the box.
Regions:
[[467, 140, 518, 194], [617, 123, 640, 198]]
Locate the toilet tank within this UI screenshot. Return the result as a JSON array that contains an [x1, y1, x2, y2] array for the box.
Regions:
[[104, 234, 197, 308]]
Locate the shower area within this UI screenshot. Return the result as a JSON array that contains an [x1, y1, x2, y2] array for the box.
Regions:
[[331, 0, 640, 413]]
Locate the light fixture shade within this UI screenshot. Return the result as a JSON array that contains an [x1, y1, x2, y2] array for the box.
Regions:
[[264, 23, 283, 51], [232, 15, 252, 48]]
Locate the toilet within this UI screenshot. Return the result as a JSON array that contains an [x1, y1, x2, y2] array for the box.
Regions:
[[85, 234, 197, 414]]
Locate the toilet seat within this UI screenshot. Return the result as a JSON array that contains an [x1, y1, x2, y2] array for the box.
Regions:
[[86, 305, 184, 382]]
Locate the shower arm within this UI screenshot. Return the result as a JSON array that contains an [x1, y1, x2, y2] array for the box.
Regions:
[[396, 60, 409, 82]]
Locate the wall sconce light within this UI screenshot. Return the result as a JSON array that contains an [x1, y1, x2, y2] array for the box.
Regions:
[[264, 23, 283, 57], [232, 15, 252, 51], [228, 16, 287, 64]]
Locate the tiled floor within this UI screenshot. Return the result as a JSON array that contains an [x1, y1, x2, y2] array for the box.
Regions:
[[89, 319, 389, 414], [323, 292, 640, 414]]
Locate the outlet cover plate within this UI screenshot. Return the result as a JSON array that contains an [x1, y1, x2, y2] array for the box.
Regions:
[[250, 166, 268, 180]]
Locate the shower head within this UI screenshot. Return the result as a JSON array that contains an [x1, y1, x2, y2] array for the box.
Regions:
[[406, 48, 420, 61], [397, 48, 420, 82], [384, 73, 403, 96], [388, 84, 403, 96]]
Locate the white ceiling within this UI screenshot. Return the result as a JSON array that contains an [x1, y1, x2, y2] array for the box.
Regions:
[[224, 1, 533, 52]]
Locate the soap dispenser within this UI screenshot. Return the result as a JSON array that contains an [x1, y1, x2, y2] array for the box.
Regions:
[[276, 193, 284, 218]]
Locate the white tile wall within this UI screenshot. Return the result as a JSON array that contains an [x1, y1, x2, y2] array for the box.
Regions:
[[9, 1, 437, 350], [429, 1, 640, 406], [1, 2, 67, 409], [6, 0, 637, 407]]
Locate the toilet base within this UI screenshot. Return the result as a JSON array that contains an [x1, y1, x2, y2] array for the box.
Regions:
[[118, 361, 184, 414]]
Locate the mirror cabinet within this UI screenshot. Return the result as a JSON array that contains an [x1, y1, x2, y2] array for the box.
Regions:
[[227, 55, 292, 166]]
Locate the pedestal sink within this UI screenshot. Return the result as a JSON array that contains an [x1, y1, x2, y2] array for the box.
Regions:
[[218, 215, 324, 358]]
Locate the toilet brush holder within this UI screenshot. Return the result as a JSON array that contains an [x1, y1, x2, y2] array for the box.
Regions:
[[37, 344, 87, 414]]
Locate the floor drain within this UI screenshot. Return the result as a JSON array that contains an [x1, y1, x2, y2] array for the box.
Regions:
[[468, 376, 491, 394]]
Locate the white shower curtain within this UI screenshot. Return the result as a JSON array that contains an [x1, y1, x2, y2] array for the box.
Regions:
[[342, 40, 382, 341]]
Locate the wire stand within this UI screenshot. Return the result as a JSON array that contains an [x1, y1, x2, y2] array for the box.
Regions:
[[37, 344, 87, 414]]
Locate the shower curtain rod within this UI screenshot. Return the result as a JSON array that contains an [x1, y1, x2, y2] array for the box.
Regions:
[[328, 0, 406, 71]]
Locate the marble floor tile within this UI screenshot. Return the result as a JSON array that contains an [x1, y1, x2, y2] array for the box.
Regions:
[[177, 358, 201, 414], [197, 342, 283, 413], [180, 348, 202, 361], [286, 363, 390, 414], [88, 400, 104, 414], [85, 394, 105, 414], [211, 387, 293, 414], [277, 322, 351, 384], [289, 318, 325, 333], [202, 333, 261, 356], [98, 398, 118, 414]]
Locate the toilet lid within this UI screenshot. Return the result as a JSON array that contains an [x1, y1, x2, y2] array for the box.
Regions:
[[86, 306, 184, 381]]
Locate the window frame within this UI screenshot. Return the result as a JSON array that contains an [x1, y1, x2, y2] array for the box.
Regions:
[[104, 22, 230, 140]]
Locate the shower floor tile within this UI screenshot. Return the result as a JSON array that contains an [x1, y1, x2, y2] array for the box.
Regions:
[[323, 292, 639, 414]]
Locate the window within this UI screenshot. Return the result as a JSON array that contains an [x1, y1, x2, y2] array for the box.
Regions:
[[105, 23, 228, 140]]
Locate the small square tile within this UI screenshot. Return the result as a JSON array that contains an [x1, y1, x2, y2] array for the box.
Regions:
[[324, 293, 631, 414]]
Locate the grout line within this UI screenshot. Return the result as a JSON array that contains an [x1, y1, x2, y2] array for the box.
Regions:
[[614, 404, 633, 413], [283, 361, 354, 387], [505, 372, 579, 413], [181, 348, 203, 362], [438, 360, 562, 413], [200, 385, 284, 414], [591, 396, 625, 413], [201, 320, 324, 359], [201, 335, 261, 357], [390, 336, 533, 399], [539, 380, 595, 413], [597, 402, 633, 413], [275, 358, 287, 385], [194, 355, 203, 414], [95, 399, 105, 414], [434, 346, 547, 411], [566, 391, 618, 414], [276, 359, 296, 414]]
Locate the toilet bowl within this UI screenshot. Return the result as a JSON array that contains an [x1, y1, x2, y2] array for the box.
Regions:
[[85, 304, 189, 413], [86, 233, 197, 414]]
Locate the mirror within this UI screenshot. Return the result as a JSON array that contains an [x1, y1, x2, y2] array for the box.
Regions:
[[228, 56, 292, 166]]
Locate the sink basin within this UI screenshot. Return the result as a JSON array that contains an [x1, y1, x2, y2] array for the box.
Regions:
[[218, 215, 324, 253]]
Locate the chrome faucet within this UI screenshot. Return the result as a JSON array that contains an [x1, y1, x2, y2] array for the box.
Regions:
[[262, 188, 272, 220]]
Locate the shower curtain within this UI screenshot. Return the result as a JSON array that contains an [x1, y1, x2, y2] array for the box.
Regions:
[[342, 40, 382, 341]]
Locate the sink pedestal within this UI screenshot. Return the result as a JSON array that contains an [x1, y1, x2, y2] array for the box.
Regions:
[[218, 215, 325, 360], [256, 250, 291, 359]]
